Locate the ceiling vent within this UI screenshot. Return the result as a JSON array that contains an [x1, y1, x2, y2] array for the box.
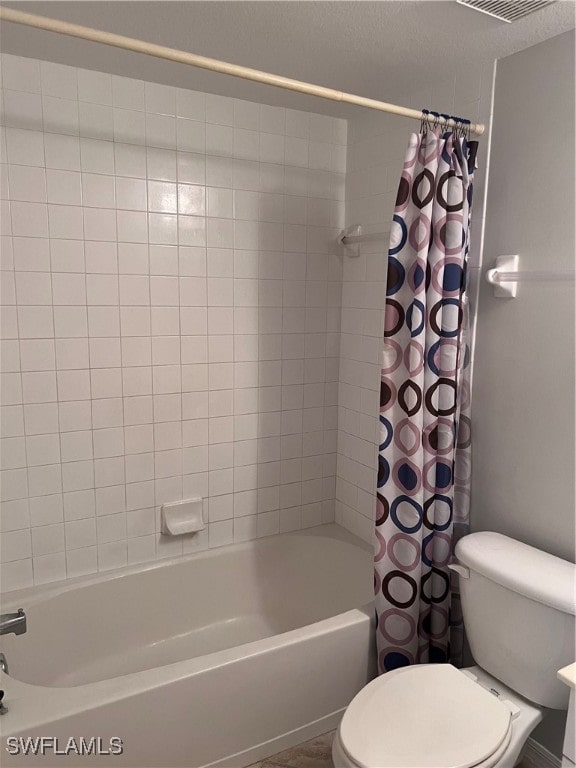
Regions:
[[456, 0, 556, 23]]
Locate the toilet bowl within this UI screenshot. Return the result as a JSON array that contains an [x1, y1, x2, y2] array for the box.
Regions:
[[334, 532, 576, 768], [333, 664, 543, 768]]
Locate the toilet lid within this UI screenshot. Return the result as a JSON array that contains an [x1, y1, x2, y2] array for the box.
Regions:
[[339, 664, 512, 768]]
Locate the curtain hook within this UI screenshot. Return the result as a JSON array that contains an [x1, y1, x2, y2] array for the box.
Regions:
[[457, 118, 465, 141], [420, 108, 430, 133], [440, 114, 451, 134], [451, 116, 459, 139]]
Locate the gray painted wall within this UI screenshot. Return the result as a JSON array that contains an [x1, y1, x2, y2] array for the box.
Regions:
[[471, 30, 575, 757]]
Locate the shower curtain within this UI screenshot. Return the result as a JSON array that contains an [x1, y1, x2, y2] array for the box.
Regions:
[[375, 128, 478, 673]]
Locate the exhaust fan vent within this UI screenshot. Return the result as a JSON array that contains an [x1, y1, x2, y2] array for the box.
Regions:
[[456, 0, 556, 23]]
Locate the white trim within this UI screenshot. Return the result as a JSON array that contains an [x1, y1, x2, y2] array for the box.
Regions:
[[203, 709, 341, 768], [523, 737, 562, 768]]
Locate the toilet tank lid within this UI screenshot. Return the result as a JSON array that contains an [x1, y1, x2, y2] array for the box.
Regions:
[[455, 532, 576, 616]]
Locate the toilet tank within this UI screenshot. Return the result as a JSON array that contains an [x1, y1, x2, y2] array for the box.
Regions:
[[455, 532, 576, 710]]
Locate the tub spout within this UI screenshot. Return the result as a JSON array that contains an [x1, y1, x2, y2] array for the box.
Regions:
[[0, 608, 26, 636]]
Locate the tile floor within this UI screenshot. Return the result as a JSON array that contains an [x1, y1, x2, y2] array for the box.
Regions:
[[248, 730, 535, 768], [249, 731, 335, 768]]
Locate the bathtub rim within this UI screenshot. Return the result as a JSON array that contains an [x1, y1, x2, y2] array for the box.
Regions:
[[0, 603, 375, 737]]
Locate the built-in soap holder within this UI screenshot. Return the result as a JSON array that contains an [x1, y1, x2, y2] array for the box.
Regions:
[[161, 498, 205, 536]]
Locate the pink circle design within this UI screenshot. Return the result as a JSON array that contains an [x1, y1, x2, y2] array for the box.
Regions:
[[381, 340, 403, 374], [394, 419, 421, 456], [403, 340, 425, 376], [374, 529, 387, 562], [423, 532, 452, 567], [431, 338, 460, 377], [417, 132, 440, 165], [433, 213, 465, 256], [387, 533, 421, 571], [384, 301, 403, 336], [379, 608, 417, 645], [454, 452, 472, 484], [423, 418, 455, 456], [408, 214, 432, 251], [431, 257, 464, 297]]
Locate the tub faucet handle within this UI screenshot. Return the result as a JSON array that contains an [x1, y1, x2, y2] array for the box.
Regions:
[[0, 690, 7, 715]]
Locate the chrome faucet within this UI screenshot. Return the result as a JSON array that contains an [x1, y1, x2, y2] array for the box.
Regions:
[[0, 608, 26, 636]]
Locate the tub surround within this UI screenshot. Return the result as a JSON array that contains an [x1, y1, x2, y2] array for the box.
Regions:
[[0, 53, 347, 591]]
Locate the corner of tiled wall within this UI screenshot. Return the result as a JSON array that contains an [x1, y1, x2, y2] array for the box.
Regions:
[[0, 53, 348, 591]]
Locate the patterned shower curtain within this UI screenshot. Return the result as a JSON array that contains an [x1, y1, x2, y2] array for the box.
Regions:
[[375, 128, 478, 674]]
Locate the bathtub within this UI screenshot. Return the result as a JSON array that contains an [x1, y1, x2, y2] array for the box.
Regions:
[[0, 524, 375, 767]]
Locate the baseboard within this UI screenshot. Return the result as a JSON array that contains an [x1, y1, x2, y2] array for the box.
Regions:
[[203, 709, 343, 768], [522, 737, 562, 768]]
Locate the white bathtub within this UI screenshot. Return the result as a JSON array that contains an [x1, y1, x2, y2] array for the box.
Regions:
[[0, 524, 375, 767]]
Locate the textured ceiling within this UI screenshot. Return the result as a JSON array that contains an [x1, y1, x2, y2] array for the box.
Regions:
[[1, 1, 574, 117]]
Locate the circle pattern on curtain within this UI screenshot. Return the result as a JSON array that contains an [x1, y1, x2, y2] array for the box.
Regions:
[[375, 129, 478, 673]]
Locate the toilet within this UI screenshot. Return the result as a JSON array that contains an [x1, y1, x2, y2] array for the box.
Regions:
[[334, 531, 576, 768]]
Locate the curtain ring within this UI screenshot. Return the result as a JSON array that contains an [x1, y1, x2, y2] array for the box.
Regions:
[[431, 111, 440, 130], [420, 108, 430, 133], [450, 116, 460, 138], [451, 116, 459, 139], [455, 116, 464, 140]]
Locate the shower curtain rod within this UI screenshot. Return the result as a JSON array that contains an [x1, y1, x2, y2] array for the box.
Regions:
[[0, 7, 485, 136]]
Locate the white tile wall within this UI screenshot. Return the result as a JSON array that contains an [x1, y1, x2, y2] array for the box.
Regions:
[[0, 54, 347, 591], [336, 67, 494, 544]]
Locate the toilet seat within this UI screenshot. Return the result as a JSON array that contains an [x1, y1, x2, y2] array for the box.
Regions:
[[339, 664, 513, 768]]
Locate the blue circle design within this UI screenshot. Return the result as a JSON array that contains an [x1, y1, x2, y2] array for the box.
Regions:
[[383, 651, 411, 671], [398, 463, 418, 491], [379, 416, 393, 450], [386, 257, 405, 296], [388, 215, 408, 256], [413, 263, 425, 289], [443, 263, 463, 292], [427, 340, 442, 376], [422, 532, 435, 567], [406, 299, 425, 337], [378, 456, 390, 488], [435, 462, 452, 489], [390, 496, 423, 534]]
